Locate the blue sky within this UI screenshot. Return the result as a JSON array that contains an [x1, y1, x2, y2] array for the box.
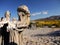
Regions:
[[0, 0, 60, 20]]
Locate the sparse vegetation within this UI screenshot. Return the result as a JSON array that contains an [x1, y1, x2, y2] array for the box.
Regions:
[[33, 20, 60, 28]]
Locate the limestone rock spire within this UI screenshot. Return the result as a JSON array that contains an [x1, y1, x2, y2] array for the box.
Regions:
[[17, 5, 30, 27], [5, 10, 11, 21]]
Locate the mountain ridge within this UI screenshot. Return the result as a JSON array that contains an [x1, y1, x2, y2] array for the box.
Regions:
[[35, 15, 60, 21]]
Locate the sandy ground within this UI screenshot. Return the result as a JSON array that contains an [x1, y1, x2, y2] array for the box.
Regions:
[[22, 28, 60, 45]]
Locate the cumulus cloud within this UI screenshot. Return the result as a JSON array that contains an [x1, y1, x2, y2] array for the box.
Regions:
[[31, 12, 41, 16]]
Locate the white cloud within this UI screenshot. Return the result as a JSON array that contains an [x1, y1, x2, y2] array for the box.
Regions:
[[31, 11, 48, 16], [31, 12, 41, 16], [42, 11, 48, 14]]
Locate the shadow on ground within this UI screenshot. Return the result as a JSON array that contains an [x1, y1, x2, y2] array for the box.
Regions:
[[31, 30, 60, 37], [9, 42, 17, 45]]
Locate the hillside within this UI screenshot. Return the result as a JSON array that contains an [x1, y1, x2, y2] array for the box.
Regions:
[[35, 15, 60, 21], [31, 15, 60, 27]]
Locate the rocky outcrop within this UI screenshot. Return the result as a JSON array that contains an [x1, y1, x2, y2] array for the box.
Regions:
[[0, 5, 30, 45]]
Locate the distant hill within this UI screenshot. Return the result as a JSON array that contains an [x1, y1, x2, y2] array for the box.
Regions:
[[31, 15, 60, 28], [35, 15, 60, 21]]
